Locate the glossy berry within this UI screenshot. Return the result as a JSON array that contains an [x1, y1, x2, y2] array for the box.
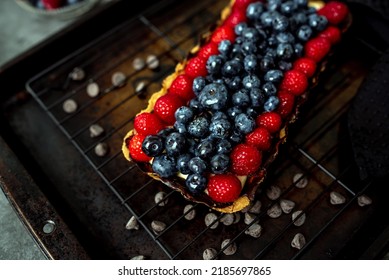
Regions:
[[207, 173, 242, 203], [304, 37, 331, 62], [168, 74, 195, 101], [186, 173, 207, 195], [250, 87, 266, 108], [175, 106, 194, 124], [176, 153, 193, 175], [216, 139, 232, 154], [134, 112, 164, 136], [234, 113, 256, 134], [199, 83, 229, 111], [230, 144, 262, 175], [42, 0, 63, 9], [218, 40, 232, 55], [195, 139, 215, 159], [308, 13, 328, 32], [246, 2, 264, 21], [165, 131, 186, 157], [256, 111, 283, 134], [206, 55, 224, 75], [222, 60, 243, 77], [245, 127, 272, 151], [129, 134, 151, 162], [152, 154, 177, 178], [264, 96, 280, 112], [142, 135, 164, 157], [225, 9, 247, 27], [154, 93, 185, 125], [293, 57, 317, 78], [318, 1, 349, 25], [210, 154, 230, 174], [187, 115, 210, 138], [234, 22, 248, 36], [232, 89, 250, 108], [233, 0, 255, 12], [185, 56, 208, 78], [198, 42, 219, 61], [277, 91, 295, 118], [192, 76, 207, 95], [264, 70, 283, 84], [209, 118, 232, 138], [297, 25, 313, 41], [188, 157, 208, 174], [318, 26, 341, 45], [211, 25, 236, 45], [280, 69, 308, 96]]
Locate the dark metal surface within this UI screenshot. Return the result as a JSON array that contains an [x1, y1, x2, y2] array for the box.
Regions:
[[1, 0, 389, 260]]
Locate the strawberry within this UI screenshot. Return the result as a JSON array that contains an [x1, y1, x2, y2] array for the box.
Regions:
[[277, 91, 295, 118], [184, 56, 208, 78], [42, 0, 63, 9], [207, 173, 242, 203], [134, 112, 165, 136], [245, 127, 272, 151], [128, 134, 151, 162], [256, 112, 282, 134], [154, 93, 185, 125], [210, 25, 236, 45], [318, 26, 341, 45], [168, 74, 195, 102], [304, 37, 332, 62], [224, 9, 247, 27], [318, 1, 349, 25], [293, 57, 317, 78], [280, 69, 308, 96], [230, 144, 262, 176], [233, 0, 255, 12], [198, 42, 219, 61]]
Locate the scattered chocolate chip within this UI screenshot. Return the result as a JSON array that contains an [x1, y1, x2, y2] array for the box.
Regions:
[[94, 142, 109, 157], [293, 173, 308, 188], [62, 98, 78, 113], [183, 204, 196, 220], [135, 81, 147, 94], [89, 124, 104, 138], [280, 199, 295, 214], [357, 195, 372, 207], [151, 220, 166, 233], [233, 212, 241, 224], [245, 223, 262, 238], [146, 54, 159, 70], [86, 82, 100, 98], [291, 233, 306, 249], [244, 212, 256, 225], [203, 248, 218, 260], [111, 71, 126, 87], [125, 216, 139, 230], [266, 185, 282, 200], [292, 210, 306, 226], [204, 213, 219, 229], [248, 200, 262, 214], [154, 191, 168, 206], [69, 67, 85, 81], [131, 255, 145, 260], [132, 57, 146, 71], [220, 213, 235, 226], [330, 191, 346, 205], [267, 203, 282, 218], [221, 239, 237, 256]]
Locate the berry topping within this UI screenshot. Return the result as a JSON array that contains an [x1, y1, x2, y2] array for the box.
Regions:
[[134, 112, 164, 136], [168, 74, 195, 101], [198, 42, 219, 61], [186, 173, 208, 195], [198, 83, 229, 111], [185, 56, 208, 78], [129, 134, 151, 162], [210, 25, 236, 45], [42, 0, 63, 10], [318, 26, 341, 45], [256, 111, 282, 134], [233, 0, 255, 12], [293, 57, 317, 78], [152, 154, 177, 178], [304, 37, 331, 62], [277, 91, 295, 118], [280, 69, 308, 96], [225, 9, 247, 27], [142, 135, 164, 157], [207, 173, 242, 203], [154, 93, 185, 125], [230, 144, 262, 175], [245, 126, 272, 151], [318, 1, 349, 25]]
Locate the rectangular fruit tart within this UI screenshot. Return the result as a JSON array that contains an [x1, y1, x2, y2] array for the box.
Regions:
[[122, 0, 351, 213]]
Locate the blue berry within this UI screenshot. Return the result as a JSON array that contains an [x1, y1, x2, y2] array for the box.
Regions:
[[227, 106, 243, 119], [293, 12, 308, 25], [250, 87, 266, 108], [192, 76, 207, 95], [308, 14, 328, 31], [188, 157, 208, 174], [173, 121, 187, 134], [206, 55, 224, 75], [234, 22, 248, 36], [297, 25, 313, 41], [294, 0, 308, 7], [242, 74, 261, 90], [272, 14, 289, 32], [264, 69, 283, 84], [187, 115, 210, 138], [260, 56, 275, 72], [280, 1, 297, 15], [195, 139, 215, 159], [276, 32, 295, 44], [229, 129, 244, 144], [142, 135, 164, 157], [268, 0, 282, 11], [198, 83, 229, 111], [218, 40, 232, 55], [264, 96, 280, 112], [212, 111, 228, 121], [242, 27, 260, 42], [262, 82, 277, 96], [209, 118, 232, 138], [294, 43, 304, 57], [175, 106, 194, 124], [165, 132, 186, 156], [152, 154, 177, 178], [224, 76, 241, 91], [232, 89, 250, 108], [246, 107, 259, 118], [276, 43, 294, 60], [186, 173, 207, 194], [188, 98, 203, 113], [215, 139, 232, 154], [221, 60, 242, 77], [246, 2, 264, 21], [244, 54, 258, 73], [241, 41, 258, 55], [176, 153, 193, 175], [234, 113, 255, 134], [210, 154, 230, 174], [158, 127, 175, 139], [278, 60, 293, 71]]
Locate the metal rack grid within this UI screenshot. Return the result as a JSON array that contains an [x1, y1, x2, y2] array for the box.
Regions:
[[25, 0, 376, 259]]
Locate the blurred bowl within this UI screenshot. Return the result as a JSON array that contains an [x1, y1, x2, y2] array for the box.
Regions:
[[15, 0, 101, 20]]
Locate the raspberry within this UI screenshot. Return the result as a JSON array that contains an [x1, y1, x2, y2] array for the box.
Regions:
[[230, 144, 262, 176], [210, 25, 236, 45], [185, 56, 208, 78], [318, 26, 341, 45], [134, 112, 165, 136], [256, 112, 282, 134], [277, 91, 295, 118], [224, 9, 247, 27], [245, 127, 272, 151], [42, 0, 63, 9], [318, 1, 349, 25], [280, 69, 308, 96], [128, 134, 151, 162], [207, 173, 242, 203], [304, 37, 331, 62], [233, 0, 254, 12], [168, 74, 195, 102], [293, 57, 317, 78], [198, 42, 219, 61], [154, 93, 185, 125]]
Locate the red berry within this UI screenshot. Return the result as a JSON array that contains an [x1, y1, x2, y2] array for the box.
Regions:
[[230, 144, 262, 176], [207, 173, 242, 203], [185, 56, 208, 78], [168, 74, 195, 102], [198, 42, 219, 61], [256, 112, 282, 134], [128, 134, 151, 162], [277, 91, 295, 118], [42, 0, 63, 9], [318, 1, 349, 25], [210, 25, 236, 45], [233, 0, 254, 12], [304, 37, 332, 62], [280, 69, 308, 96], [245, 127, 272, 151], [318, 26, 341, 45], [153, 93, 185, 125], [224, 9, 247, 27], [293, 57, 317, 78], [134, 112, 165, 136]]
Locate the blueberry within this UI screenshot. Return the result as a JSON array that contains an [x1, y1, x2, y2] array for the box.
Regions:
[[260, 56, 275, 72], [264, 69, 283, 84], [242, 74, 261, 90], [250, 87, 266, 108], [276, 32, 295, 44], [242, 27, 260, 42], [276, 43, 294, 60], [173, 121, 187, 134], [308, 14, 328, 31], [221, 60, 242, 77], [232, 89, 250, 108], [176, 153, 193, 175], [206, 55, 224, 75], [218, 40, 232, 56], [165, 132, 186, 156], [227, 106, 243, 119], [195, 139, 215, 159], [187, 138, 198, 155], [278, 60, 293, 71], [158, 127, 175, 139], [185, 173, 207, 194], [224, 76, 241, 91], [188, 157, 208, 174], [293, 12, 308, 25], [210, 154, 230, 174], [198, 83, 229, 111], [243, 54, 259, 72], [152, 154, 177, 178], [231, 43, 243, 57], [264, 96, 280, 112], [262, 82, 277, 96], [193, 76, 207, 95], [246, 107, 259, 118], [187, 115, 210, 138], [272, 14, 289, 32], [280, 1, 297, 15], [229, 129, 244, 144], [235, 113, 255, 134], [268, 0, 282, 11], [215, 139, 232, 154], [241, 41, 258, 56], [294, 0, 308, 7], [297, 25, 313, 41], [246, 2, 264, 21], [294, 43, 304, 57], [142, 135, 164, 157], [209, 118, 232, 138], [234, 22, 248, 36], [212, 111, 228, 121], [175, 106, 194, 124], [267, 35, 279, 48]]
